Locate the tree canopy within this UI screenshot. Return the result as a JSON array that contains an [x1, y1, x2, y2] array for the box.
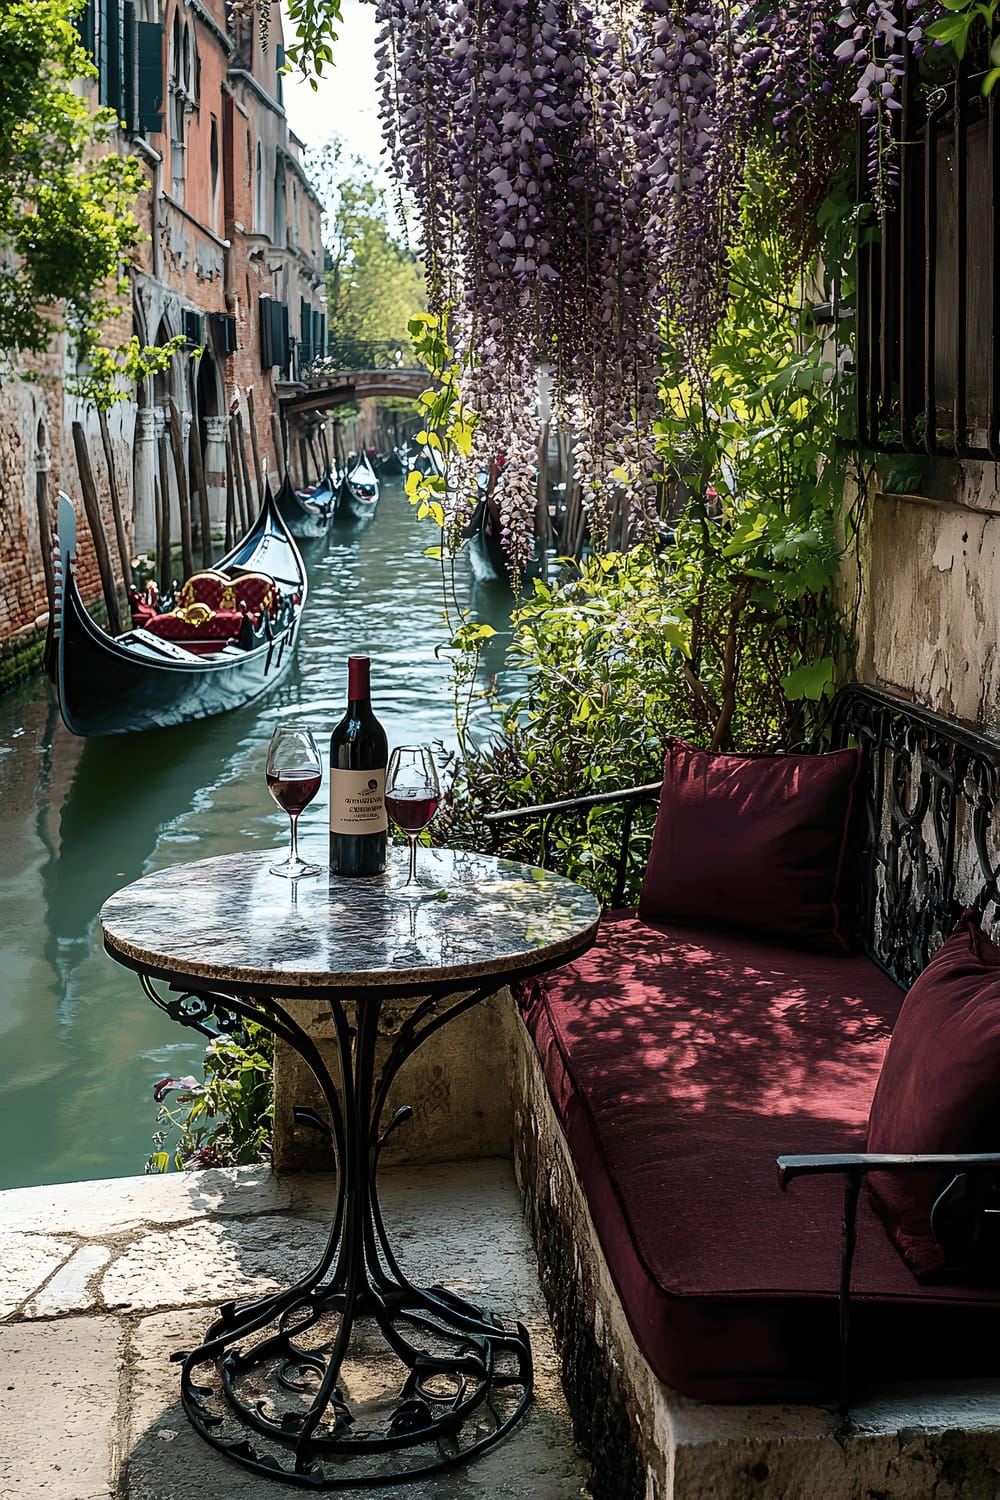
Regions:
[[309, 140, 425, 346], [0, 0, 168, 403]]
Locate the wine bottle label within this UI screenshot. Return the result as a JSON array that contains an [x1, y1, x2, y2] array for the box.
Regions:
[[329, 768, 388, 834]]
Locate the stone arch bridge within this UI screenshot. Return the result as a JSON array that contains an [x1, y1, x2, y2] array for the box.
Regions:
[[280, 337, 430, 421]]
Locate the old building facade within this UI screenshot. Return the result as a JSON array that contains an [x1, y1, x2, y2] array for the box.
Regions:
[[0, 0, 326, 681]]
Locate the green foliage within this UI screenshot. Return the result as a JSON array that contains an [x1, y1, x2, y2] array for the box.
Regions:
[[147, 1022, 274, 1173], [76, 335, 186, 412], [651, 231, 859, 749], [402, 314, 499, 750], [309, 139, 425, 345], [436, 547, 684, 902], [437, 230, 862, 899], [0, 0, 148, 400]]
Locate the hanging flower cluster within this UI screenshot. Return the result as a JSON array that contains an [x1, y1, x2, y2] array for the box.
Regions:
[[372, 0, 946, 558]]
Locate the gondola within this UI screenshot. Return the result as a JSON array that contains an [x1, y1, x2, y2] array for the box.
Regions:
[[47, 486, 308, 737], [463, 476, 510, 586], [276, 470, 337, 538], [339, 451, 380, 520]]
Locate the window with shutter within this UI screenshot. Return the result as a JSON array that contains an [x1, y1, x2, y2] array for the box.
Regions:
[[136, 21, 164, 135], [103, 0, 124, 119], [77, 1, 96, 57], [123, 2, 136, 132]]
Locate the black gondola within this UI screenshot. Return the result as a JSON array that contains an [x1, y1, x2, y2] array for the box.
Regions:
[[276, 470, 337, 537], [47, 487, 308, 737], [339, 451, 380, 520], [463, 473, 510, 585]]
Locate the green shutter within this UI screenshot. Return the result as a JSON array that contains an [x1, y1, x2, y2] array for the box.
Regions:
[[275, 301, 290, 371], [300, 297, 311, 362], [261, 299, 291, 371], [104, 0, 125, 118], [97, 0, 110, 102], [136, 21, 164, 134], [275, 43, 285, 107], [123, 3, 136, 131], [76, 1, 96, 56]]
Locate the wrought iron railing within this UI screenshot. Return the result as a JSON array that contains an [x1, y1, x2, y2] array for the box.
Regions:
[[301, 336, 423, 377]]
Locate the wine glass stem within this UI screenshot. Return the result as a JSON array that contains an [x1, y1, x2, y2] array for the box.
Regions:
[[407, 833, 418, 884], [289, 813, 300, 867]]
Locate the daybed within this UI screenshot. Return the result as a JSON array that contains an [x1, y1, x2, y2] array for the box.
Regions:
[[486, 683, 1000, 1499]]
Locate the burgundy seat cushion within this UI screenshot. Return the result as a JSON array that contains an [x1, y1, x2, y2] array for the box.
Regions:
[[866, 912, 1000, 1281], [638, 739, 860, 951], [521, 911, 1000, 1401], [144, 608, 247, 642]]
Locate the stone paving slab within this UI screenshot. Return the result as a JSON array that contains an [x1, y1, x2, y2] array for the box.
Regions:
[[0, 1316, 123, 1500], [0, 1233, 77, 1319], [0, 1163, 287, 1236], [0, 1160, 592, 1500]]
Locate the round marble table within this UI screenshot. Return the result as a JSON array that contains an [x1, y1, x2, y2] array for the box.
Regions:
[[101, 845, 600, 1490]]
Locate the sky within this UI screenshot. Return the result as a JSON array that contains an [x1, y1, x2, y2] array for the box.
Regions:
[[280, 0, 384, 170]]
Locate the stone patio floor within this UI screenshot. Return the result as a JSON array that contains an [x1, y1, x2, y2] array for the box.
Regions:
[[0, 1158, 592, 1500]]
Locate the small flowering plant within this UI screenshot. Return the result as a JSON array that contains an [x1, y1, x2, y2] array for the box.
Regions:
[[146, 1024, 274, 1173]]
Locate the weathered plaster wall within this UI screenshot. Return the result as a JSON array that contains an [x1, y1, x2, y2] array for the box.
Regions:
[[854, 472, 1000, 731]]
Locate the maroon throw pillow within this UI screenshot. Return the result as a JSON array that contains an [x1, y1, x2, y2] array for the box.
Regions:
[[637, 738, 860, 951], [866, 913, 1000, 1281]]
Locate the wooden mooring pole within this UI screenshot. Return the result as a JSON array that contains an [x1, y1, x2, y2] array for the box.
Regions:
[[72, 420, 123, 636]]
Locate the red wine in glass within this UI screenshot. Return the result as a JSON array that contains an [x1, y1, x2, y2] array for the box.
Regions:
[[266, 726, 322, 877], [267, 769, 322, 816], [385, 747, 440, 885], [384, 786, 439, 834]]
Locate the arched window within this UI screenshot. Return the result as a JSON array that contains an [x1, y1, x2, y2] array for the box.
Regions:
[[273, 161, 286, 246], [255, 142, 264, 232], [210, 117, 220, 233], [169, 10, 186, 201]]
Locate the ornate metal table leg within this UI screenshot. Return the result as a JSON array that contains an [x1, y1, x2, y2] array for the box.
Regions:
[[144, 974, 532, 1489]]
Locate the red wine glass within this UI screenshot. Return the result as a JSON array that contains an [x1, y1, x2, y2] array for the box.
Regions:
[[266, 726, 322, 878], [385, 745, 440, 886]]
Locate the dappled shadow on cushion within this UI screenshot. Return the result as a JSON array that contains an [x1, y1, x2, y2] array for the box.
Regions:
[[518, 912, 1000, 1400]]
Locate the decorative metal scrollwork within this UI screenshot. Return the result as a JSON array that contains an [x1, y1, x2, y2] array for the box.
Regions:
[[832, 685, 1000, 986]]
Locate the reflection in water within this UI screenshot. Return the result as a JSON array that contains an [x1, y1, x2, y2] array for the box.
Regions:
[[0, 478, 517, 1188]]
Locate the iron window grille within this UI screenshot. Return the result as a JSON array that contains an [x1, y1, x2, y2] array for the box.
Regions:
[[858, 32, 1000, 459]]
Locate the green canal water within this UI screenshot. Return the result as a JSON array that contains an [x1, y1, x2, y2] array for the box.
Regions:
[[0, 478, 516, 1190]]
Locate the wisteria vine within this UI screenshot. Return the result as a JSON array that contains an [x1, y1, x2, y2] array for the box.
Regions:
[[367, 0, 952, 559]]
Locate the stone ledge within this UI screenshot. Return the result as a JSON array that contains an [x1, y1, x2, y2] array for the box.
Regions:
[[509, 1014, 1000, 1500]]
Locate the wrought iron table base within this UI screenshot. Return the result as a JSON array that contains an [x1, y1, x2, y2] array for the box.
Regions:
[[142, 972, 533, 1488]]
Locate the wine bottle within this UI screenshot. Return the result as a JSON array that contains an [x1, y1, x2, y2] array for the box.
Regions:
[[329, 655, 388, 876]]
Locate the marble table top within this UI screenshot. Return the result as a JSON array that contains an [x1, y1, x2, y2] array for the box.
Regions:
[[100, 845, 601, 996]]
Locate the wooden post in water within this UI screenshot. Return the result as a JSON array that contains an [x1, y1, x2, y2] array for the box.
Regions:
[[156, 434, 173, 594], [232, 411, 256, 521], [228, 420, 249, 534], [188, 408, 213, 567], [245, 387, 265, 502], [167, 400, 194, 581], [35, 467, 55, 614], [72, 420, 123, 636], [97, 408, 133, 596], [319, 423, 333, 475], [298, 437, 310, 490], [306, 430, 322, 483], [271, 413, 287, 483], [224, 428, 237, 550]]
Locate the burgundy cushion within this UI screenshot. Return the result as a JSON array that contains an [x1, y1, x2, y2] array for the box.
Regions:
[[638, 738, 860, 951], [144, 608, 247, 641], [866, 912, 1000, 1281], [521, 911, 1000, 1400]]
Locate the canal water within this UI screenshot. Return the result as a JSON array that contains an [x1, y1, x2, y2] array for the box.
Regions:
[[0, 477, 516, 1190]]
